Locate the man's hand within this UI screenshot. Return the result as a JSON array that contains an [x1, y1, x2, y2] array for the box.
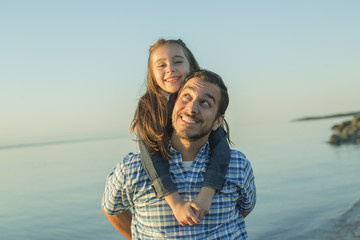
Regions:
[[192, 187, 216, 219], [164, 192, 201, 226]]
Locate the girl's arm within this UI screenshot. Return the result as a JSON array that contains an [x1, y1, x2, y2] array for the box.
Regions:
[[204, 126, 230, 190], [164, 192, 201, 226], [139, 140, 177, 198], [192, 126, 230, 217], [139, 140, 201, 226]]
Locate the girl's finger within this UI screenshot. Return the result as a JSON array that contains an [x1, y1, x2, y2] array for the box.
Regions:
[[189, 201, 201, 211]]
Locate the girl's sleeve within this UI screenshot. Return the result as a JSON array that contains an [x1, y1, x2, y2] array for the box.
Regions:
[[139, 140, 177, 198], [204, 126, 231, 191]]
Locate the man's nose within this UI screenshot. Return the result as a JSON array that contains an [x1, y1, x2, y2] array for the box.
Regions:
[[185, 100, 199, 113]]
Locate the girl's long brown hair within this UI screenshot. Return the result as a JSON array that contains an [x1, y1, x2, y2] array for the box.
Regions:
[[130, 39, 200, 160]]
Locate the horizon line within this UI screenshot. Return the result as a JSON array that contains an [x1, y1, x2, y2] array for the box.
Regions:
[[0, 135, 130, 150]]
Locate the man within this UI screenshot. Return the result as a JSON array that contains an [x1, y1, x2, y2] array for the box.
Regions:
[[101, 70, 256, 239]]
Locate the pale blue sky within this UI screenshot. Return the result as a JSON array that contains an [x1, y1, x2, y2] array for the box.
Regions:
[[1, 0, 359, 145]]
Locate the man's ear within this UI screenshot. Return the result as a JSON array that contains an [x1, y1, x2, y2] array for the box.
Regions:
[[212, 115, 225, 131]]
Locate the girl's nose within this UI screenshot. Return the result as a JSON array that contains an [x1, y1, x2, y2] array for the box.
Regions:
[[166, 63, 175, 73]]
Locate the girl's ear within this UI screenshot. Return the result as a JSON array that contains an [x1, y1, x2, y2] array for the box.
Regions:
[[212, 115, 225, 131]]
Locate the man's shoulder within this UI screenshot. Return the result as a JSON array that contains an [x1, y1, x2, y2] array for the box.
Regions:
[[122, 151, 141, 163], [122, 151, 143, 168], [228, 149, 253, 173], [112, 151, 143, 176], [227, 149, 255, 187], [229, 149, 249, 163]]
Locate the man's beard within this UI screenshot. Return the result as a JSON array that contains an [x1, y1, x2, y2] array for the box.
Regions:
[[174, 114, 216, 142]]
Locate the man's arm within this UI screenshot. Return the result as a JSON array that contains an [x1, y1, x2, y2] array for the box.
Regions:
[[236, 155, 256, 219], [240, 200, 256, 218], [240, 211, 250, 218], [102, 207, 132, 240]]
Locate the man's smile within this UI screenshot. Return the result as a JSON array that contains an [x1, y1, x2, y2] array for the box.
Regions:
[[179, 113, 201, 126]]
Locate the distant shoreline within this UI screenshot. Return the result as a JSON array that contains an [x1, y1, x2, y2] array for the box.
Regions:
[[0, 135, 127, 150], [293, 111, 360, 122]]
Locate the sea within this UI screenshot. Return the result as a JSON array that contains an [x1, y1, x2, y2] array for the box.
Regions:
[[1, 118, 359, 240]]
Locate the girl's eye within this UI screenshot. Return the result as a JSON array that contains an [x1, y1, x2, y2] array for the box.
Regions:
[[157, 63, 166, 68], [173, 57, 184, 64]]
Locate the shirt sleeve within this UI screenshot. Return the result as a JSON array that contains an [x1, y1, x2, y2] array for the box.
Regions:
[[237, 159, 256, 213], [101, 158, 131, 215]]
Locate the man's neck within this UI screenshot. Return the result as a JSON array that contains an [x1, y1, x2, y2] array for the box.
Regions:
[[171, 134, 208, 161]]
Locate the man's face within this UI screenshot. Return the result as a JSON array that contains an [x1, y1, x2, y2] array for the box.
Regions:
[[172, 77, 224, 142]]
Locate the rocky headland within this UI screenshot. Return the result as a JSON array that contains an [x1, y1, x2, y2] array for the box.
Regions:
[[293, 111, 360, 146], [293, 111, 360, 122], [328, 114, 360, 145]]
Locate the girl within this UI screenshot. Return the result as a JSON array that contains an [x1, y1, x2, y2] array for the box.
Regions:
[[130, 39, 230, 226]]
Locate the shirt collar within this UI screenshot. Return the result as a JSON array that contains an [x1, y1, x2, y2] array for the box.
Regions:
[[169, 140, 210, 164]]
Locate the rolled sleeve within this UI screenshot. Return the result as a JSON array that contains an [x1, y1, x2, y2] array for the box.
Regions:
[[139, 140, 177, 199], [151, 175, 178, 198], [237, 160, 256, 213], [204, 127, 231, 191], [202, 170, 226, 190], [102, 161, 131, 215]]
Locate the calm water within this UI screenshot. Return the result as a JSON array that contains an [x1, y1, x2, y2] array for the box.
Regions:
[[1, 119, 359, 240]]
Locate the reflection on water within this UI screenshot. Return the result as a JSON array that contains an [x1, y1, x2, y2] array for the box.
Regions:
[[0, 120, 359, 240], [241, 119, 360, 240], [0, 136, 133, 240]]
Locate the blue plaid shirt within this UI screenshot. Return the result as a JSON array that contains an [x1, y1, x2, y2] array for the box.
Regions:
[[102, 141, 256, 239]]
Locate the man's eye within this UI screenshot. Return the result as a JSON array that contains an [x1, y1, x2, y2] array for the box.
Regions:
[[201, 101, 210, 107], [182, 94, 191, 101]]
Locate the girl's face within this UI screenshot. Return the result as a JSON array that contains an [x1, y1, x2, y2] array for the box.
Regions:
[[151, 44, 191, 94]]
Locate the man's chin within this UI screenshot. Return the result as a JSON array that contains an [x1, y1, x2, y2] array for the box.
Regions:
[[176, 131, 211, 142]]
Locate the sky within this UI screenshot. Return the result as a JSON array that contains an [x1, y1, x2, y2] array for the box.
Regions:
[[1, 0, 359, 145]]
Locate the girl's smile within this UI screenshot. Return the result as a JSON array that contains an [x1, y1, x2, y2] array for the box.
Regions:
[[151, 44, 191, 93], [165, 75, 181, 82]]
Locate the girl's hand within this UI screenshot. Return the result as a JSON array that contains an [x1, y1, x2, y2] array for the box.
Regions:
[[172, 201, 201, 226], [164, 192, 201, 226], [192, 187, 216, 219]]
